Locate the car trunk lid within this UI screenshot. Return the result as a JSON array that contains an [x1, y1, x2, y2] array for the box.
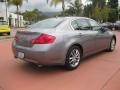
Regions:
[[15, 31, 40, 47]]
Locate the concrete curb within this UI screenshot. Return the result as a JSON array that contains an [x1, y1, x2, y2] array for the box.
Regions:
[[0, 36, 14, 40]]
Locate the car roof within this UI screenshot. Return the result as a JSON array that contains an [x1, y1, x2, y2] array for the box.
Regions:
[[50, 17, 90, 21]]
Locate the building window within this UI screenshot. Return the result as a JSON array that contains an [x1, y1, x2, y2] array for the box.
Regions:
[[0, 17, 4, 21]]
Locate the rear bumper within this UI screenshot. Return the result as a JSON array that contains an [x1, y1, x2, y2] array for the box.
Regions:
[[12, 43, 65, 65]]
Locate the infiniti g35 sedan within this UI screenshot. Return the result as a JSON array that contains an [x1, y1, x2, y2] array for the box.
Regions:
[[12, 17, 116, 70]]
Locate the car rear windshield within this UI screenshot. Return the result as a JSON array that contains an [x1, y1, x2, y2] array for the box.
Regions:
[[0, 21, 7, 25], [29, 18, 64, 29]]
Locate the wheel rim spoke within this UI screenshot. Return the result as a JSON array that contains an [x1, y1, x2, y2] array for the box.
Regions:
[[69, 49, 80, 67]]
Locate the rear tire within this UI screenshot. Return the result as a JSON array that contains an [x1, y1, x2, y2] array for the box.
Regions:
[[65, 46, 81, 70], [7, 32, 10, 36], [0, 33, 2, 36]]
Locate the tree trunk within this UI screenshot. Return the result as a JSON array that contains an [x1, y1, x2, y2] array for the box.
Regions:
[[17, 5, 19, 27], [62, 0, 65, 16]]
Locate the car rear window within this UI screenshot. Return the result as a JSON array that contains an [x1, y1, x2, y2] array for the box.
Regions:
[[29, 18, 65, 29]]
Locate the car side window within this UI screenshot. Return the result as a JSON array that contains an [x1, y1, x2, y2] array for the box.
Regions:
[[71, 19, 90, 30], [71, 20, 79, 30], [89, 20, 101, 31], [76, 19, 90, 30]]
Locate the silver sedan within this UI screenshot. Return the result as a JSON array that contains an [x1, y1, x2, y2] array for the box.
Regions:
[[12, 17, 116, 70]]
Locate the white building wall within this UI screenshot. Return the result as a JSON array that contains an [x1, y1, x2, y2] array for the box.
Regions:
[[0, 11, 24, 27], [0, 11, 7, 21]]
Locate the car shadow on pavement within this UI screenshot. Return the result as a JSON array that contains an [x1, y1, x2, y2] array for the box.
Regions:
[[18, 62, 67, 75], [15, 51, 109, 75], [0, 85, 4, 90]]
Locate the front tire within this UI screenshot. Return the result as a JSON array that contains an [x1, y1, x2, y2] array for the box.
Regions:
[[108, 38, 116, 52], [65, 46, 81, 70]]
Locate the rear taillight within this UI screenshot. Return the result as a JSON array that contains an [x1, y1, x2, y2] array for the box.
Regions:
[[31, 34, 56, 44]]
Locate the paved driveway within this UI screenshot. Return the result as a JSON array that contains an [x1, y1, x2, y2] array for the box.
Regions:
[[0, 31, 120, 90]]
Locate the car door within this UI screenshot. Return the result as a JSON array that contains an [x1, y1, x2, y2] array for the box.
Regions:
[[71, 19, 97, 56], [89, 19, 110, 51]]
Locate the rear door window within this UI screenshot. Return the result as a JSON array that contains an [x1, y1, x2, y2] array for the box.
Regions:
[[71, 19, 90, 30], [71, 20, 79, 30]]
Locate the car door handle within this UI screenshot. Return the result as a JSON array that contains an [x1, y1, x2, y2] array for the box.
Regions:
[[76, 33, 82, 37], [96, 34, 104, 36], [79, 33, 82, 35]]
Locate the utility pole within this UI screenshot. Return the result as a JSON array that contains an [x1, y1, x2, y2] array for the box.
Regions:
[[0, 0, 8, 21], [118, 7, 119, 21], [118, 0, 120, 21], [5, 0, 8, 22]]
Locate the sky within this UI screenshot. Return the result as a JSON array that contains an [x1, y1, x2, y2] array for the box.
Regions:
[[0, 0, 87, 13]]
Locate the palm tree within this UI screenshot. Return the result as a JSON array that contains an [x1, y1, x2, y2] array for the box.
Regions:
[[8, 0, 27, 27], [0, 0, 9, 21], [47, 0, 70, 16], [68, 0, 82, 16], [88, 0, 105, 8]]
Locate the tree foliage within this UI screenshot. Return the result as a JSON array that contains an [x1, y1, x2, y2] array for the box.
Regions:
[[83, 4, 92, 17], [91, 6, 102, 21], [23, 9, 44, 23], [108, 0, 118, 22], [91, 5, 110, 22], [108, 0, 118, 9], [101, 5, 111, 21], [67, 0, 82, 16], [7, 0, 27, 27], [8, 0, 23, 7], [88, 0, 105, 8], [47, 0, 71, 16], [47, 0, 65, 16], [83, 0, 119, 22]]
